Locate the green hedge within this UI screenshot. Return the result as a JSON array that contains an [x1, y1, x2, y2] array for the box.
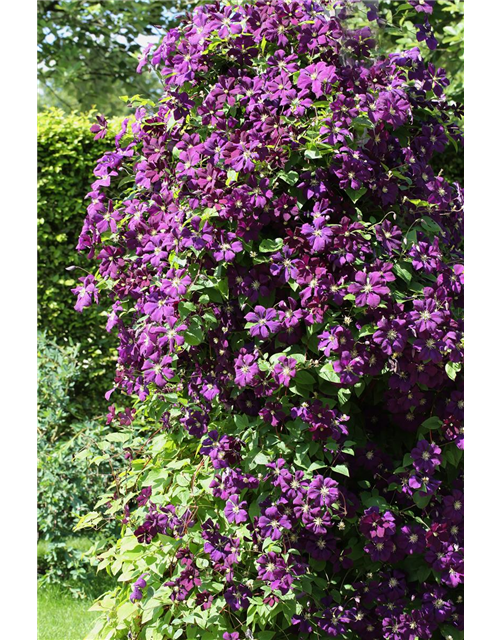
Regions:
[[37, 108, 119, 402]]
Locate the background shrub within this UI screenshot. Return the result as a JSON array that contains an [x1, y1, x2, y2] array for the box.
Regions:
[[37, 331, 115, 596], [37, 109, 119, 404]]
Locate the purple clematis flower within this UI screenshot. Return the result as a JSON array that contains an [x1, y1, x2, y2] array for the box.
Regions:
[[272, 356, 297, 387], [301, 217, 334, 252], [224, 494, 248, 524], [411, 439, 442, 474], [245, 306, 280, 339], [348, 271, 391, 307]]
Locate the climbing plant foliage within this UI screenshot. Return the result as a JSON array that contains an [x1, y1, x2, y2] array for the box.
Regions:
[[74, 1, 464, 639]]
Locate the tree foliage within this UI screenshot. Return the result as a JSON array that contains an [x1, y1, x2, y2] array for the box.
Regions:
[[37, 0, 194, 113]]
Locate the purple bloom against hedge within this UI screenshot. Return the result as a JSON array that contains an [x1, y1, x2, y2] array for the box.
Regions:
[[245, 306, 279, 339], [256, 552, 287, 582], [318, 326, 353, 356], [224, 494, 248, 524], [415, 63, 451, 97], [375, 220, 403, 255], [320, 117, 352, 145], [267, 49, 299, 74], [408, 0, 436, 14], [267, 458, 292, 484], [427, 176, 452, 205], [421, 586, 454, 622], [410, 439, 442, 474], [130, 588, 144, 602], [90, 114, 108, 140], [222, 634, 239, 640], [137, 486, 152, 507], [441, 551, 464, 587], [259, 401, 287, 427], [73, 0, 465, 630], [291, 614, 313, 635], [413, 332, 445, 363], [416, 19, 438, 50], [301, 217, 333, 252], [142, 353, 174, 388], [280, 469, 307, 500], [144, 291, 175, 324], [317, 329, 338, 357], [130, 573, 148, 602], [224, 132, 260, 173], [409, 239, 442, 273], [409, 472, 441, 497], [364, 536, 395, 562], [348, 271, 391, 307], [202, 572, 225, 606], [200, 379, 220, 401], [304, 531, 336, 561], [272, 356, 297, 387], [72, 275, 99, 312], [242, 268, 272, 302], [378, 90, 411, 128], [158, 315, 187, 351]]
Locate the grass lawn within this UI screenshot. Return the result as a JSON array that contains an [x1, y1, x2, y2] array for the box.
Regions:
[[37, 584, 100, 640]]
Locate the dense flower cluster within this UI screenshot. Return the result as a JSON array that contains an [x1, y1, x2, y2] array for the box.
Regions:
[[75, 1, 463, 638]]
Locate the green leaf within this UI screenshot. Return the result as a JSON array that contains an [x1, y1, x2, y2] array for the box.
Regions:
[[294, 370, 315, 386], [413, 492, 432, 509], [361, 493, 391, 510], [304, 149, 322, 159], [345, 186, 367, 203], [421, 216, 443, 235], [234, 414, 249, 429], [259, 238, 284, 253], [179, 301, 196, 317], [318, 362, 341, 383], [358, 325, 375, 337], [278, 170, 299, 185], [184, 325, 204, 346], [416, 564, 432, 583], [253, 452, 270, 466], [393, 263, 412, 284], [440, 624, 464, 640], [338, 388, 351, 404], [332, 464, 350, 477], [445, 362, 461, 381], [444, 446, 463, 468], [73, 511, 102, 531], [420, 416, 442, 431]]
